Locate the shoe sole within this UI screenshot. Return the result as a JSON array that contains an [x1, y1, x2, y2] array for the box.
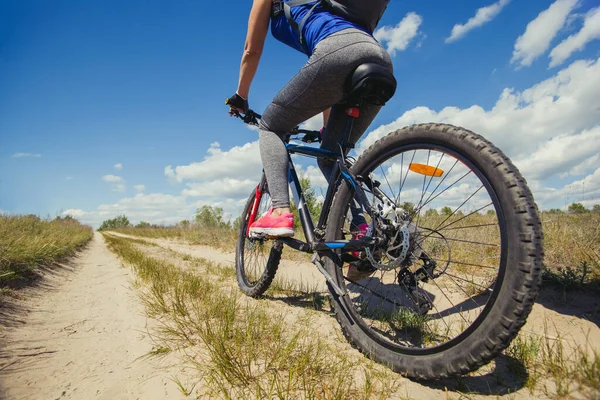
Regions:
[[249, 227, 294, 238]]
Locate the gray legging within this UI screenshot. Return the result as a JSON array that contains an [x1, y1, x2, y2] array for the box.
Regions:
[[259, 28, 393, 225]]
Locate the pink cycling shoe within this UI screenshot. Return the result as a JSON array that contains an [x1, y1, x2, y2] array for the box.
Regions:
[[351, 223, 370, 258], [348, 223, 377, 281], [249, 208, 294, 238]]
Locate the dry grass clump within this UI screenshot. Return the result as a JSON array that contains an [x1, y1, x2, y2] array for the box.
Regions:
[[103, 234, 400, 399], [115, 225, 312, 262], [0, 214, 93, 286], [116, 225, 237, 252], [505, 328, 600, 397], [541, 212, 600, 289], [116, 211, 600, 290]]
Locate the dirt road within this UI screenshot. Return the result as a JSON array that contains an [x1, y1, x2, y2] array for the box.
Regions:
[[0, 233, 185, 400], [1, 232, 598, 399]]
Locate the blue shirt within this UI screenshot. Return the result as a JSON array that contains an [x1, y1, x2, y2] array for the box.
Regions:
[[271, 2, 366, 56]]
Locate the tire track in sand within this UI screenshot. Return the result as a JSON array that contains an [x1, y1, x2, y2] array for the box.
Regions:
[[0, 232, 189, 400]]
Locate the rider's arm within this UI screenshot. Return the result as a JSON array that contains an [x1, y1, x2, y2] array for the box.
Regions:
[[237, 0, 271, 99]]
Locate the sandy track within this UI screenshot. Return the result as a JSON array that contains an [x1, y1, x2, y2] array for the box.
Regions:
[[108, 232, 600, 398], [0, 233, 185, 400], [108, 232, 600, 354], [1, 231, 598, 399]]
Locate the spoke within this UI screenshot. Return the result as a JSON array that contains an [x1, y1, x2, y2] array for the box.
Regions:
[[446, 273, 481, 307], [418, 151, 431, 206], [422, 267, 470, 325], [398, 153, 404, 204], [426, 236, 500, 247], [436, 203, 494, 232], [429, 258, 498, 270], [437, 223, 498, 231], [417, 202, 496, 244], [345, 276, 405, 309], [432, 185, 484, 231], [380, 164, 396, 202], [428, 266, 483, 311], [422, 153, 445, 203], [443, 272, 494, 292], [418, 170, 472, 212], [413, 150, 431, 232], [398, 150, 416, 201], [419, 159, 459, 210], [338, 147, 505, 350]]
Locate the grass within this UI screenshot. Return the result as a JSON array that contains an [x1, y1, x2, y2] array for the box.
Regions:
[[115, 212, 600, 293], [0, 214, 93, 289], [541, 212, 600, 291], [103, 233, 401, 399], [505, 327, 600, 397], [104, 231, 600, 398], [113, 225, 314, 263], [113, 225, 238, 252]]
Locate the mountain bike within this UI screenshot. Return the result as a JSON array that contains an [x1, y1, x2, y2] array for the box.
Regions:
[[230, 63, 543, 380]]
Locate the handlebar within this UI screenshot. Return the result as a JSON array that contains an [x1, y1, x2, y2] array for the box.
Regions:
[[228, 107, 322, 144]]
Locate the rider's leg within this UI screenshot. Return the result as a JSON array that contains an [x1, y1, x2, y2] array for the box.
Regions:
[[316, 46, 393, 230], [258, 29, 391, 222], [317, 102, 387, 229]]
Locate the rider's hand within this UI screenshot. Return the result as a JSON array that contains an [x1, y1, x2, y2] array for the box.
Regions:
[[226, 92, 249, 114]]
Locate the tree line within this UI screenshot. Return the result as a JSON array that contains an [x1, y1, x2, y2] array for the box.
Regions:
[[96, 176, 600, 230]]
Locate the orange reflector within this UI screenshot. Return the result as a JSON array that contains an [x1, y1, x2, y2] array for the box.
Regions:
[[409, 163, 444, 177]]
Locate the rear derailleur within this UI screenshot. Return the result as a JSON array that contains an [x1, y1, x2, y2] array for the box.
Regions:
[[398, 255, 437, 315]]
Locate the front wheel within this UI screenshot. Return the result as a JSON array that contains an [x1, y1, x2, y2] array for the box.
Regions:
[[235, 176, 282, 297], [325, 123, 543, 379]]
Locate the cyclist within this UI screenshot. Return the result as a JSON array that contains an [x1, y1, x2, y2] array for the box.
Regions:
[[227, 0, 392, 240]]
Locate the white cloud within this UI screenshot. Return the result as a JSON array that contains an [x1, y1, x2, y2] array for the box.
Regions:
[[301, 165, 328, 190], [102, 175, 126, 192], [11, 152, 41, 158], [70, 192, 195, 228], [445, 0, 511, 43], [165, 141, 262, 183], [359, 57, 600, 186], [62, 209, 87, 217], [98, 193, 187, 212], [530, 167, 600, 210], [66, 176, 73, 180], [102, 174, 123, 183], [511, 0, 579, 68], [192, 197, 247, 223], [515, 126, 600, 180], [560, 153, 600, 179], [134, 184, 146, 192], [114, 163, 123, 170], [301, 114, 325, 131], [549, 6, 600, 67], [374, 12, 423, 57], [182, 178, 257, 198]]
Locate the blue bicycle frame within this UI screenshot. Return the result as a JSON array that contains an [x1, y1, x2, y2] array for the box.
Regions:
[[281, 132, 377, 254]]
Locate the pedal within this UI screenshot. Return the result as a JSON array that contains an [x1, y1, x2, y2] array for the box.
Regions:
[[248, 232, 268, 240]]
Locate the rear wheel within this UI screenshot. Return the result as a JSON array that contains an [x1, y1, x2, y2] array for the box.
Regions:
[[235, 177, 282, 297], [325, 123, 543, 379]]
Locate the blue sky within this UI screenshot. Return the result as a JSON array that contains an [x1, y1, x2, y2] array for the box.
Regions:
[[1, 0, 599, 227]]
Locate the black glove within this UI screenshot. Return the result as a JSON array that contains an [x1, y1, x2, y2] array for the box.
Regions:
[[226, 92, 249, 113]]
